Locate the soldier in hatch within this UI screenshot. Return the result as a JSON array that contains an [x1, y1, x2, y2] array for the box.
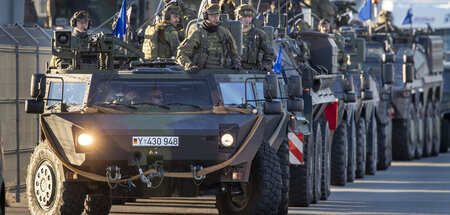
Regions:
[[142, 6, 181, 59], [318, 18, 348, 71], [372, 10, 404, 36], [164, 0, 197, 41], [235, 4, 275, 72], [176, 4, 241, 73]]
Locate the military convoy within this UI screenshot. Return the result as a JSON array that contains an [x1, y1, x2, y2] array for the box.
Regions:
[[20, 1, 447, 215]]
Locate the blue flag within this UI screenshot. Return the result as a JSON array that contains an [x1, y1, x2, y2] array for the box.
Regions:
[[113, 0, 127, 40], [272, 45, 282, 73], [358, 0, 371, 21], [402, 8, 413, 25]]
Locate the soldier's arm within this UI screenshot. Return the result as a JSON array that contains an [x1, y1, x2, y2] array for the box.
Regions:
[[227, 31, 241, 67], [165, 28, 181, 57], [176, 30, 200, 69], [258, 31, 275, 70]]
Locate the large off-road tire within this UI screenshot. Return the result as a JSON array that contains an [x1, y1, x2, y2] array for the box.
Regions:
[[431, 101, 441, 156], [216, 141, 281, 214], [84, 194, 112, 215], [422, 101, 434, 157], [312, 122, 322, 204], [320, 120, 331, 200], [366, 111, 378, 175], [415, 103, 424, 159], [347, 113, 356, 182], [276, 138, 289, 215], [441, 118, 450, 153], [331, 119, 348, 186], [27, 141, 87, 215], [289, 134, 314, 207], [377, 118, 392, 170], [393, 104, 416, 160], [355, 117, 366, 178], [1, 183, 5, 215]]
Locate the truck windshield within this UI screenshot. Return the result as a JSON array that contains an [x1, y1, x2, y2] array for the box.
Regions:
[[92, 79, 213, 109], [48, 82, 87, 109], [219, 82, 256, 108]]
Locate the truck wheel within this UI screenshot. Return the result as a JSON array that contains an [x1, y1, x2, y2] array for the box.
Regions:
[[347, 114, 356, 182], [431, 101, 441, 156], [27, 141, 87, 215], [84, 194, 112, 215], [331, 119, 348, 186], [415, 103, 424, 159], [355, 117, 366, 178], [393, 104, 416, 160], [216, 141, 281, 214], [276, 138, 289, 214], [312, 121, 322, 204], [441, 118, 450, 153], [320, 120, 331, 200], [422, 101, 434, 157], [366, 112, 378, 175], [289, 134, 314, 207], [377, 119, 392, 170]]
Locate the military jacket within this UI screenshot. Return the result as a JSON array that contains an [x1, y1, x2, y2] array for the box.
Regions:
[[143, 21, 180, 59], [333, 30, 348, 71], [177, 26, 241, 69], [220, 0, 236, 20], [177, 7, 197, 41], [241, 27, 275, 71]]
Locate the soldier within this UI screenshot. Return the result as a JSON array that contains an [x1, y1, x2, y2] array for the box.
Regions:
[[164, 0, 197, 41], [177, 4, 241, 73], [49, 10, 91, 68], [142, 6, 181, 59], [319, 18, 348, 70], [235, 4, 275, 71], [220, 0, 236, 20], [372, 10, 404, 36]]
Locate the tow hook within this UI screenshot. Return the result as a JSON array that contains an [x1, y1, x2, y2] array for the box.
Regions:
[[136, 158, 164, 188], [106, 165, 121, 181], [191, 165, 205, 181]]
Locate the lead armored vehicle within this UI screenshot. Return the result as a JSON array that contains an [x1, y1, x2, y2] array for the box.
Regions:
[[24, 30, 303, 214]]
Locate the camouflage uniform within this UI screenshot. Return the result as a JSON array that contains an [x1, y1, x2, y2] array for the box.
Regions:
[[236, 4, 275, 71], [333, 30, 348, 71], [164, 0, 197, 41], [220, 0, 236, 20], [177, 4, 240, 70], [143, 6, 181, 59], [372, 10, 404, 36]]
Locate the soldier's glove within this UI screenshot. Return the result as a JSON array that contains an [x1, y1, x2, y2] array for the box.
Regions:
[[188, 66, 200, 73], [232, 65, 243, 71]]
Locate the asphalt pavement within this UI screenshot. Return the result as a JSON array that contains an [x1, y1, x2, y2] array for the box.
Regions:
[[7, 152, 450, 214]]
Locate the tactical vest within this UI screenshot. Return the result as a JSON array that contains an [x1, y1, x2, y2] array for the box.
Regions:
[[143, 23, 174, 59], [192, 27, 232, 69], [241, 28, 264, 70]]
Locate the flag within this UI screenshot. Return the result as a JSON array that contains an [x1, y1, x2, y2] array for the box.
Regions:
[[358, 0, 371, 21], [272, 45, 282, 73], [402, 8, 413, 25], [113, 0, 127, 40]]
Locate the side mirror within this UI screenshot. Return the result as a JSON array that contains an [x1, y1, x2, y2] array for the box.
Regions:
[[344, 74, 354, 92], [287, 98, 304, 112], [402, 63, 414, 83], [382, 63, 394, 84], [264, 75, 279, 99], [361, 73, 371, 90], [344, 91, 357, 102], [25, 99, 44, 114], [264, 101, 283, 114], [30, 74, 46, 100], [288, 75, 302, 98]]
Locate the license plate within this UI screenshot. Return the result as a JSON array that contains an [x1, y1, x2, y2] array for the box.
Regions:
[[132, 136, 179, 147]]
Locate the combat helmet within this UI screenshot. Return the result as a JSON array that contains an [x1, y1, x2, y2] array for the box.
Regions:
[[70, 10, 91, 28], [162, 5, 181, 21], [378, 10, 392, 23], [235, 4, 256, 19], [202, 4, 221, 20]]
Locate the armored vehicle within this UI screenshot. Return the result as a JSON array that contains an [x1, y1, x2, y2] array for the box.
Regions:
[[24, 30, 303, 214]]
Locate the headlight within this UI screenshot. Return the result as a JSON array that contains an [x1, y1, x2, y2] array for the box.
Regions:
[[220, 133, 234, 147], [78, 134, 93, 146]]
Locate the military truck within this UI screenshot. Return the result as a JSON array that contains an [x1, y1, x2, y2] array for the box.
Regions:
[[24, 30, 304, 214]]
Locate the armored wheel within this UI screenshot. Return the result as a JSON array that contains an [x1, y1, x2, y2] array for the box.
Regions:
[[422, 101, 434, 157], [312, 121, 322, 204], [289, 133, 314, 207], [431, 101, 441, 156], [27, 141, 87, 215], [366, 111, 378, 175], [331, 118, 348, 186], [393, 104, 416, 160], [415, 103, 424, 159], [320, 120, 331, 200], [216, 141, 281, 215], [276, 138, 289, 215], [355, 117, 366, 178], [347, 113, 356, 182], [377, 118, 392, 170], [441, 118, 450, 153]]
